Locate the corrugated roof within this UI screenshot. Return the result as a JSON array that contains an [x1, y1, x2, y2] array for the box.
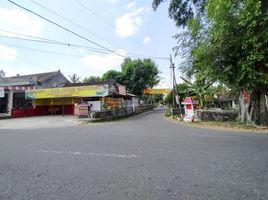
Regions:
[[6, 71, 59, 82], [0, 70, 62, 87]]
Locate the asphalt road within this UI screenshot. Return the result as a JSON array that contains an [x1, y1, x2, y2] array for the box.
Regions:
[[0, 109, 267, 200]]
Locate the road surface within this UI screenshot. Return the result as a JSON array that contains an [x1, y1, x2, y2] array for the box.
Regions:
[[0, 109, 267, 199]]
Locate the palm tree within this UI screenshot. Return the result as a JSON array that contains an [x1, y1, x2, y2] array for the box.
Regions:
[[68, 73, 80, 84]]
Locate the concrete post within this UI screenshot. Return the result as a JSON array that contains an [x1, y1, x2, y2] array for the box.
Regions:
[[7, 90, 13, 116]]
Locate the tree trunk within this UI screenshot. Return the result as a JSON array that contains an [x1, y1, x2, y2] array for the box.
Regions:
[[265, 94, 268, 111], [239, 90, 261, 125], [239, 91, 249, 123]]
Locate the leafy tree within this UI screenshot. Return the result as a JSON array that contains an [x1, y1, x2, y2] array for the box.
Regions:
[[165, 83, 191, 106], [152, 0, 207, 27], [142, 94, 164, 105], [101, 70, 123, 83], [121, 58, 160, 96], [68, 73, 80, 84], [83, 76, 101, 83], [154, 0, 268, 124]]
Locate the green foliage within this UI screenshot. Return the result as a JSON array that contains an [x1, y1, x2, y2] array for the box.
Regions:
[[164, 110, 172, 117], [165, 83, 192, 105], [121, 58, 160, 96], [155, 0, 268, 124], [142, 94, 164, 105], [68, 73, 80, 84], [152, 0, 207, 27], [83, 76, 101, 83], [194, 0, 268, 91], [101, 70, 123, 83]]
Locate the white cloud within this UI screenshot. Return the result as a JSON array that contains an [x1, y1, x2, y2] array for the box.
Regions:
[[115, 6, 147, 37], [143, 36, 151, 44], [0, 6, 43, 37], [126, 2, 136, 9], [0, 45, 17, 61], [107, 0, 119, 3], [154, 81, 170, 89], [80, 49, 127, 76]]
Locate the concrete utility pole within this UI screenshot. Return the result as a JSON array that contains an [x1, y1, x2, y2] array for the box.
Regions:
[[170, 55, 183, 118]]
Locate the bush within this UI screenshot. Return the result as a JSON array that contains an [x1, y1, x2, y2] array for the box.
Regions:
[[165, 110, 172, 117]]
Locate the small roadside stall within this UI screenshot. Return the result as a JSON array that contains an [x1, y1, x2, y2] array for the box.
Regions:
[[182, 97, 198, 122]]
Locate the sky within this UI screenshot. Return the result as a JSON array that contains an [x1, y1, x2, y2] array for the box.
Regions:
[[0, 0, 182, 88]]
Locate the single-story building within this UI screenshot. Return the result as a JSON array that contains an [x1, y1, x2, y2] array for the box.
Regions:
[[25, 80, 138, 117], [0, 70, 69, 117]]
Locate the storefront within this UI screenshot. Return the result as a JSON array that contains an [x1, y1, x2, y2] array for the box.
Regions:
[[0, 70, 70, 118], [25, 84, 111, 117]]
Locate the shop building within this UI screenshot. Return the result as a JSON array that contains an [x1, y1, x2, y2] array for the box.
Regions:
[[25, 80, 138, 117], [0, 70, 69, 117]]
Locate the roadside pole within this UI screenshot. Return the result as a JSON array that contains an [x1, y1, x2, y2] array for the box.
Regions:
[[170, 55, 183, 119]]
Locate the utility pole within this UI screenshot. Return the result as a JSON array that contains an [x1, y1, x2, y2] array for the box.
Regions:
[[170, 55, 183, 118], [170, 55, 176, 108]]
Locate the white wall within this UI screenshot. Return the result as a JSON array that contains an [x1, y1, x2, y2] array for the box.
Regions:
[[87, 101, 101, 111]]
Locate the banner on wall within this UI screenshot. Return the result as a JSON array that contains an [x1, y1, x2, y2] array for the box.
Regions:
[[144, 88, 171, 94], [25, 85, 109, 99]]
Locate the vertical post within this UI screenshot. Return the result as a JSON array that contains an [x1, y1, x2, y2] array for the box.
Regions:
[[170, 55, 175, 109], [7, 90, 13, 116], [170, 55, 183, 118], [62, 98, 64, 116]]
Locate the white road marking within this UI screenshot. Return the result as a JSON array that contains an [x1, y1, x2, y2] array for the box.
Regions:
[[35, 150, 143, 159]]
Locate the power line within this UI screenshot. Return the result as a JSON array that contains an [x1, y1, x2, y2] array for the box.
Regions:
[[0, 29, 115, 52], [0, 42, 85, 58], [73, 0, 160, 56], [7, 0, 125, 58], [0, 35, 110, 54], [0, 33, 169, 60], [28, 0, 131, 53]]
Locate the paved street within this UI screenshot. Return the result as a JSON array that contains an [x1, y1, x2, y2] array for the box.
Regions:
[[0, 109, 267, 200]]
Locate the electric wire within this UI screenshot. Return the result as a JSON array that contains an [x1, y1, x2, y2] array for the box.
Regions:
[[28, 0, 133, 53], [7, 0, 125, 58], [73, 0, 160, 56], [0, 33, 169, 60]]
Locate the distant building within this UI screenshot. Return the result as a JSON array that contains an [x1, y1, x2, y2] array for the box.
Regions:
[[0, 70, 69, 116]]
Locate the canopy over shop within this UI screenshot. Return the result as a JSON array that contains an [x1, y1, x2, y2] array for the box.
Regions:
[[25, 80, 137, 117]]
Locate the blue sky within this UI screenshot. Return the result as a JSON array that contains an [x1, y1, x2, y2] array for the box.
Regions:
[[0, 0, 182, 88]]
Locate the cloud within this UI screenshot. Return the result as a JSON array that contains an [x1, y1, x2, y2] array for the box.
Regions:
[[143, 36, 151, 44], [126, 1, 136, 9], [106, 0, 119, 3], [115, 6, 147, 37], [0, 6, 43, 37], [0, 45, 17, 61], [80, 49, 127, 76]]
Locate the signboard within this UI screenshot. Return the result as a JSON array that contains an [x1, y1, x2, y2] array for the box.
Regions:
[[0, 87, 4, 98], [144, 88, 171, 94], [25, 85, 109, 99], [78, 103, 89, 117]]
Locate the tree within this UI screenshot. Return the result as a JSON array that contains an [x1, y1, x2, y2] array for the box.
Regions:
[[83, 76, 101, 83], [152, 0, 207, 27], [121, 58, 160, 96], [165, 83, 191, 106], [153, 0, 268, 125], [68, 73, 80, 84], [101, 70, 123, 83]]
